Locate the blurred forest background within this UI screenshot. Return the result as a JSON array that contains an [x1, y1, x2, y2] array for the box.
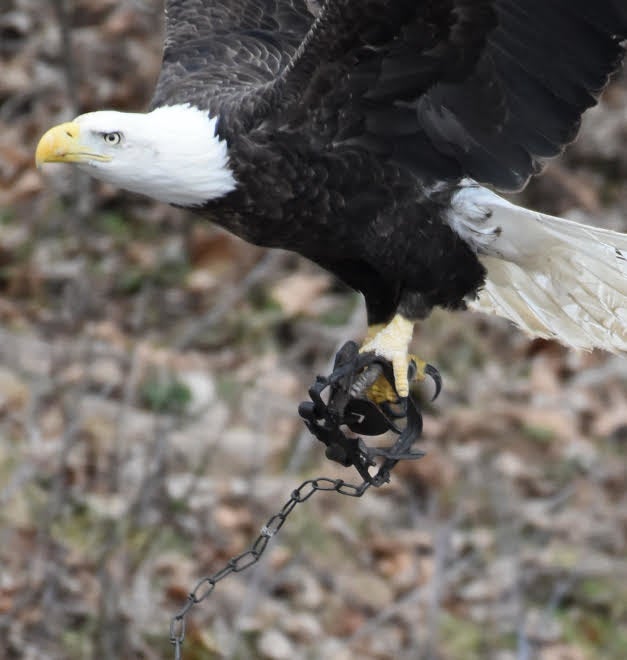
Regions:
[[0, 1, 626, 659]]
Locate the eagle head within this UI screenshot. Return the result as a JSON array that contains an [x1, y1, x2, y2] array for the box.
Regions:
[[36, 104, 236, 207]]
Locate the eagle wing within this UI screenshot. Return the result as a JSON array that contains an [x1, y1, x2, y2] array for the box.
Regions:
[[152, 1, 627, 191], [406, 1, 627, 189], [284, 0, 627, 190]]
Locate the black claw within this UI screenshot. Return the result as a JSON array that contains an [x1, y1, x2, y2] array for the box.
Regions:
[[350, 359, 382, 397], [407, 360, 417, 383], [425, 363, 442, 400]]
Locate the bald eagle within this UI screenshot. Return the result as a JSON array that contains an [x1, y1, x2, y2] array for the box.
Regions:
[[37, 0, 627, 399]]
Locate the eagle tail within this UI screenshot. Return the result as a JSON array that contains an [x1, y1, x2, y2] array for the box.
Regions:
[[454, 185, 627, 352]]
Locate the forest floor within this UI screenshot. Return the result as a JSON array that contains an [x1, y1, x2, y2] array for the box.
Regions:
[[0, 2, 626, 659]]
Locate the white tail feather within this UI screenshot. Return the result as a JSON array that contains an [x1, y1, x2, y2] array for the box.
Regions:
[[449, 183, 627, 353]]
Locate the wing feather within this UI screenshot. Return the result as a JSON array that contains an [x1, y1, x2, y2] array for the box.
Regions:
[[151, 0, 314, 111]]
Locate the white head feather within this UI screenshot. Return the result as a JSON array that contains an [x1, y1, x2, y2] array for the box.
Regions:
[[71, 104, 237, 206]]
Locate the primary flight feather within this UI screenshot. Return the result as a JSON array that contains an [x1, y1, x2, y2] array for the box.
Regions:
[[36, 0, 627, 398]]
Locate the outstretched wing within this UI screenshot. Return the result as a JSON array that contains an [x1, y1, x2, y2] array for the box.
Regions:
[[289, 0, 627, 190], [408, 0, 627, 189], [151, 1, 627, 191]]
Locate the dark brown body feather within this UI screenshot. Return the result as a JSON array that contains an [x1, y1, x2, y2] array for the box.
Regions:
[[151, 0, 627, 324]]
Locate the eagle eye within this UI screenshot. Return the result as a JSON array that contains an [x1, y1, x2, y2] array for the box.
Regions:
[[103, 132, 122, 145]]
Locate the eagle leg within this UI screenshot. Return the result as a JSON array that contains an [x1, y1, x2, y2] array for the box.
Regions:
[[356, 314, 440, 401]]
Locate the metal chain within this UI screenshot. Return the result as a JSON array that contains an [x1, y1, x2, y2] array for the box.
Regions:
[[170, 341, 432, 658], [170, 476, 371, 659]]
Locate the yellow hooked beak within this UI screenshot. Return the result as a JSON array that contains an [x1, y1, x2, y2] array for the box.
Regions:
[[35, 122, 111, 167]]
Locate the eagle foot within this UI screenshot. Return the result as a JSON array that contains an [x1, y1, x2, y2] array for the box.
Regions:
[[355, 356, 442, 405], [299, 341, 429, 486], [357, 314, 440, 401]]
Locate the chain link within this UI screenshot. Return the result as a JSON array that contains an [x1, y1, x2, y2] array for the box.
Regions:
[[170, 476, 371, 659]]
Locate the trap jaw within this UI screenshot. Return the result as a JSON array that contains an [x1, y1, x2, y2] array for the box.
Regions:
[[299, 341, 435, 487]]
